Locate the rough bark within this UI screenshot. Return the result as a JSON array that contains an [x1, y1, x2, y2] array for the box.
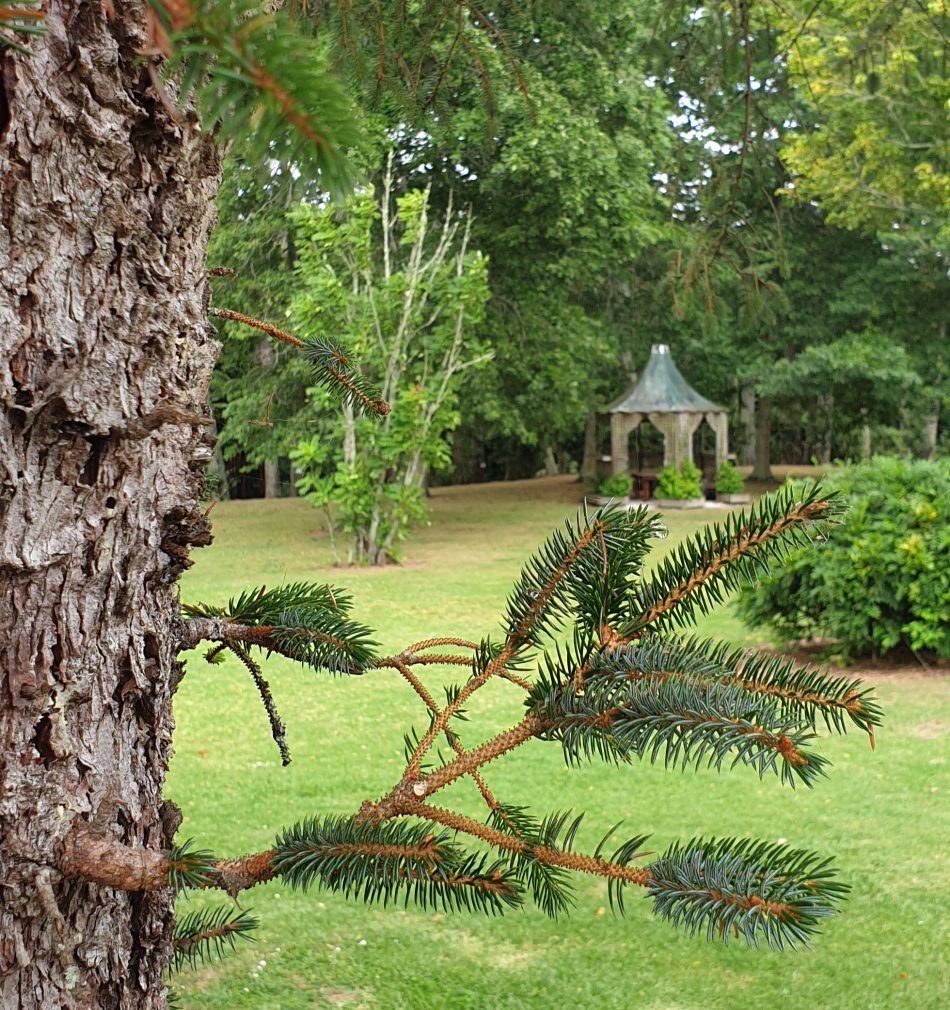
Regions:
[[0, 4, 220, 1008]]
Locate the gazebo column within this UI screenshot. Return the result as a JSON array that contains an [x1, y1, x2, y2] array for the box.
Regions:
[[649, 412, 674, 467], [610, 413, 628, 475], [682, 413, 704, 467], [709, 411, 729, 468]]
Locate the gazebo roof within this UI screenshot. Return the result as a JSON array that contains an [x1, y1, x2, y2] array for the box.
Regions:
[[607, 344, 724, 414]]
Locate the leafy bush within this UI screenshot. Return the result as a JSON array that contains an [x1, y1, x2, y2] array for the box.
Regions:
[[655, 460, 703, 500], [737, 457, 950, 659], [597, 472, 633, 498], [715, 461, 746, 495]]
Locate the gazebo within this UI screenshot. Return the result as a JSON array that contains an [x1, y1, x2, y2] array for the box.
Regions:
[[582, 344, 729, 494]]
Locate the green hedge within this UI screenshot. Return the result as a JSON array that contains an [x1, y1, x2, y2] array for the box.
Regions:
[[737, 457, 950, 660]]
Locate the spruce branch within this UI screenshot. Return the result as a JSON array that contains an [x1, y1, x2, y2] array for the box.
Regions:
[[227, 644, 291, 766], [407, 802, 652, 895], [210, 307, 305, 348], [645, 838, 849, 950], [631, 484, 842, 634], [210, 310, 390, 415], [168, 839, 219, 895], [531, 670, 826, 788], [303, 336, 391, 416], [272, 815, 522, 913], [184, 581, 353, 626], [172, 906, 258, 971], [0, 2, 44, 55], [271, 606, 378, 674], [150, 1, 361, 191], [594, 637, 883, 747]]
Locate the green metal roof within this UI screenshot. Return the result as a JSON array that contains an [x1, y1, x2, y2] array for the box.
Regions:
[[607, 344, 725, 414]]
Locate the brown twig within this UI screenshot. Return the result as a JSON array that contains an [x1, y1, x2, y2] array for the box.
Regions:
[[406, 802, 653, 887], [210, 307, 305, 348]]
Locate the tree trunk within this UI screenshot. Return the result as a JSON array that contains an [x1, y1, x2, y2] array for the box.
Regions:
[[739, 386, 756, 466], [861, 424, 872, 460], [1, 5, 220, 1008], [750, 396, 774, 482], [544, 445, 559, 476], [258, 337, 281, 497]]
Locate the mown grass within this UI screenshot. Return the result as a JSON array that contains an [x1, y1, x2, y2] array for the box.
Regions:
[[168, 477, 948, 1010]]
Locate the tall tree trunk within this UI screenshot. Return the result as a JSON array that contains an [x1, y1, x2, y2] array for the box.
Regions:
[[544, 445, 559, 476], [258, 337, 281, 498], [750, 396, 774, 482], [815, 394, 833, 464], [739, 386, 756, 466], [1, 5, 220, 1008]]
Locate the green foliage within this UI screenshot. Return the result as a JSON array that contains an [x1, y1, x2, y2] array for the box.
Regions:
[[270, 607, 378, 676], [172, 906, 258, 972], [635, 483, 843, 633], [738, 458, 950, 659], [290, 172, 490, 563], [486, 806, 579, 919], [597, 473, 633, 498], [715, 462, 745, 495], [183, 581, 352, 625], [0, 2, 44, 54], [273, 816, 522, 915], [532, 664, 827, 789], [654, 460, 703, 501], [153, 1, 362, 194], [167, 839, 218, 896], [775, 0, 950, 252], [645, 838, 848, 950]]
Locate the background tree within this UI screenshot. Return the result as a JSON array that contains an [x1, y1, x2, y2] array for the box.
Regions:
[[289, 158, 491, 564]]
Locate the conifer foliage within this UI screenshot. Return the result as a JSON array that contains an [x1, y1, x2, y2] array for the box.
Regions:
[[33, 0, 881, 990], [171, 487, 881, 966]]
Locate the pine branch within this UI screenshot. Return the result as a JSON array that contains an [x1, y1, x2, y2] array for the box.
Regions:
[[0, 2, 44, 54], [167, 839, 219, 895], [184, 581, 352, 625], [531, 670, 826, 788], [209, 311, 390, 416], [172, 906, 258, 971], [408, 802, 652, 895], [486, 806, 578, 918], [272, 815, 522, 913], [644, 837, 849, 950], [227, 644, 291, 766], [581, 637, 882, 748], [304, 336, 390, 416], [271, 606, 378, 674], [565, 504, 667, 638], [181, 583, 377, 674], [630, 484, 842, 634], [151, 1, 361, 192]]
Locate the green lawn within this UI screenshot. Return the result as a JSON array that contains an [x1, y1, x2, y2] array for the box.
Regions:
[[168, 477, 948, 1010]]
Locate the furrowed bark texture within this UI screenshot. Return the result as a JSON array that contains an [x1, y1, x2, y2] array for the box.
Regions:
[[0, 4, 220, 1008]]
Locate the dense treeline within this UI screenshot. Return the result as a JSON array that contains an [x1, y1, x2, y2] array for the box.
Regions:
[[207, 1, 948, 497]]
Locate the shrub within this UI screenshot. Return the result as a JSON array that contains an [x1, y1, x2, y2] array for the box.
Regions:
[[715, 461, 746, 495], [597, 472, 633, 497], [737, 456, 950, 659], [655, 460, 703, 500]]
